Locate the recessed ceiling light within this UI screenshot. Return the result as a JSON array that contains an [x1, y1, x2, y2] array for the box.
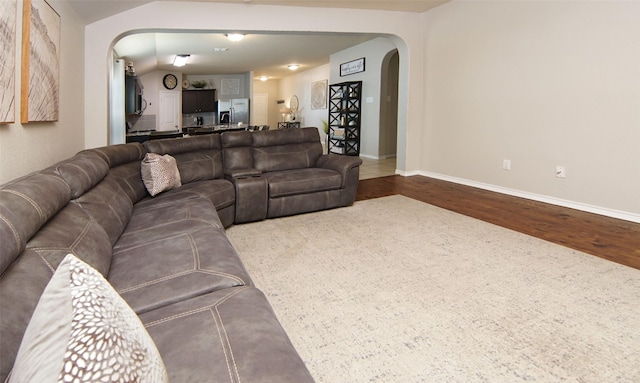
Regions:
[[173, 54, 190, 67], [258, 76, 269, 81], [226, 33, 245, 42], [287, 64, 300, 71]]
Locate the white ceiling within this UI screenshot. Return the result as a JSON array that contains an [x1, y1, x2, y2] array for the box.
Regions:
[[69, 0, 450, 24], [72, 0, 450, 79], [114, 32, 382, 79]]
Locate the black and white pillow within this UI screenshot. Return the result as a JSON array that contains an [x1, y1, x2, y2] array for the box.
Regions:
[[141, 153, 182, 196], [9, 254, 168, 383]]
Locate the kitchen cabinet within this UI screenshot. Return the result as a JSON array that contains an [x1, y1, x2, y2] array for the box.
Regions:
[[125, 75, 144, 115], [182, 89, 216, 113]]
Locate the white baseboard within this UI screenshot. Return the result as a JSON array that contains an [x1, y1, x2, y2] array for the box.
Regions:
[[360, 154, 397, 160], [413, 171, 640, 224], [359, 153, 396, 160]]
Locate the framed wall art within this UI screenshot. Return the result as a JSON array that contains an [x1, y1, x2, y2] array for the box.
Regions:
[[340, 57, 365, 77], [0, 0, 17, 123], [310, 79, 327, 110], [21, 0, 60, 123]]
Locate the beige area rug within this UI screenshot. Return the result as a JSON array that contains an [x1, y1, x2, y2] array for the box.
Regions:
[[226, 195, 640, 382]]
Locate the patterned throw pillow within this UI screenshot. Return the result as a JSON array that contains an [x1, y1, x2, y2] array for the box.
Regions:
[[9, 254, 168, 383], [141, 153, 182, 196]]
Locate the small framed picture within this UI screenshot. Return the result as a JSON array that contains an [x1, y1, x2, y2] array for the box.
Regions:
[[340, 57, 365, 77]]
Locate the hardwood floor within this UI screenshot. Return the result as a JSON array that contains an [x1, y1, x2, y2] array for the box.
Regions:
[[356, 175, 640, 270]]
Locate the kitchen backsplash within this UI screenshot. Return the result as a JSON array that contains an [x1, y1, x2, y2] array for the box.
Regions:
[[126, 114, 156, 131]]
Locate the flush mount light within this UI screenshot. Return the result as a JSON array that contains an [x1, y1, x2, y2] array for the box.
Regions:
[[258, 76, 269, 81], [287, 64, 300, 71], [173, 54, 190, 67], [226, 33, 245, 42]]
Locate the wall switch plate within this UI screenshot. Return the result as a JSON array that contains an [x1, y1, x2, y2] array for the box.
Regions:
[[556, 166, 566, 178], [502, 159, 511, 170], [366, 97, 374, 103]]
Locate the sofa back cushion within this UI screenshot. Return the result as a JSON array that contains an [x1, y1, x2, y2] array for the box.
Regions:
[[108, 161, 148, 204], [72, 175, 134, 247], [251, 128, 323, 172], [144, 135, 224, 183], [0, 172, 71, 275], [80, 142, 146, 168], [80, 143, 148, 204], [0, 203, 113, 382], [221, 130, 254, 173], [52, 153, 110, 199]]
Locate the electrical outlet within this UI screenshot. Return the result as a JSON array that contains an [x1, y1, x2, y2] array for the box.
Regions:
[[556, 166, 566, 178], [502, 159, 511, 170]]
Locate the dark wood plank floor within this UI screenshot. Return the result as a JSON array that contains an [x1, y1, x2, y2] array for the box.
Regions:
[[356, 175, 640, 270]]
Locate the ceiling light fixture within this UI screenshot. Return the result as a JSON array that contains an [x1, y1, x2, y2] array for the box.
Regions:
[[173, 54, 190, 67], [259, 76, 269, 81], [213, 47, 229, 52], [226, 33, 245, 42], [287, 64, 300, 71]]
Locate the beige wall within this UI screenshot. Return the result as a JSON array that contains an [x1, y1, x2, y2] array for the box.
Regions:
[[0, 0, 85, 184], [330, 37, 398, 159], [422, 1, 640, 219], [82, 1, 423, 171], [278, 63, 330, 133], [3, 0, 638, 221]]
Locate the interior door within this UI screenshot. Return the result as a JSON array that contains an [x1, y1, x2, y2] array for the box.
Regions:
[[159, 91, 180, 131], [252, 93, 268, 126]]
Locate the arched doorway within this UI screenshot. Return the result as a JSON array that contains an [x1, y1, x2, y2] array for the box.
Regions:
[[377, 49, 399, 173]]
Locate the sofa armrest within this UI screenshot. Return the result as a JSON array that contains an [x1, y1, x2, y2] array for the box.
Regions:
[[224, 168, 262, 179], [316, 154, 363, 188]]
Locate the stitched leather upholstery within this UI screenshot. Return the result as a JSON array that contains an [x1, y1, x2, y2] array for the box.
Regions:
[[140, 286, 315, 382], [0, 203, 113, 379], [0, 128, 363, 382]]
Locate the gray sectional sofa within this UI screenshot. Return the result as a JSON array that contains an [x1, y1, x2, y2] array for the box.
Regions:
[[0, 127, 362, 382]]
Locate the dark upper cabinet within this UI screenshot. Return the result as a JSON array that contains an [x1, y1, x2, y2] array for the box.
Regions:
[[182, 89, 216, 113], [125, 76, 144, 115]]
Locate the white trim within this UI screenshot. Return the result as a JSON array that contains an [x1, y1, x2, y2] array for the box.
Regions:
[[416, 171, 640, 224], [397, 169, 420, 177]]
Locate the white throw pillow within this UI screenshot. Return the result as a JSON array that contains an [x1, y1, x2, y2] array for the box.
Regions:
[[141, 153, 182, 196], [9, 254, 168, 383]]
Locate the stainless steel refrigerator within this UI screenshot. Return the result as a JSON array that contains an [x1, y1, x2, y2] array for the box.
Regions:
[[217, 98, 249, 125]]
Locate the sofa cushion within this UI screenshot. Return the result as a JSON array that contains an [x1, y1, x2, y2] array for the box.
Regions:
[[144, 134, 224, 181], [0, 203, 112, 381], [221, 130, 254, 173], [110, 197, 251, 313], [265, 168, 342, 198], [80, 143, 150, 205], [72, 175, 134, 246], [53, 153, 110, 199], [79, 142, 146, 168], [108, 161, 148, 205], [9, 254, 168, 383], [136, 179, 235, 212], [0, 172, 70, 274], [251, 128, 323, 172], [139, 287, 314, 383], [141, 153, 182, 196]]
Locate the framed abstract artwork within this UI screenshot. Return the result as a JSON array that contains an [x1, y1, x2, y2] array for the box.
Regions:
[[0, 0, 17, 123], [310, 80, 327, 110], [21, 0, 60, 123]]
